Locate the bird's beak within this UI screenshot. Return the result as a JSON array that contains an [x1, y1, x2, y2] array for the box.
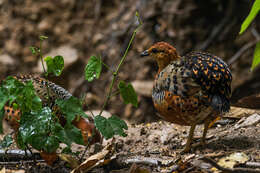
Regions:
[[141, 50, 149, 57]]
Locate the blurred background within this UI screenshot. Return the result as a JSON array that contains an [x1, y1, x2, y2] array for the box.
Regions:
[[0, 0, 259, 124]]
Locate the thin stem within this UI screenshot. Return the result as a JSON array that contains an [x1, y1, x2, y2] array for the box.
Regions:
[[101, 61, 111, 71], [39, 40, 51, 104], [111, 90, 120, 97], [99, 73, 116, 115], [99, 14, 142, 116]]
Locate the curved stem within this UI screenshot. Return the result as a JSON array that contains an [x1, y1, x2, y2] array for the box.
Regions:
[[99, 13, 142, 116]]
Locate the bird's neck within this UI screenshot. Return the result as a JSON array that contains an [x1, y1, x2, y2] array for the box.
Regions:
[[157, 55, 181, 72]]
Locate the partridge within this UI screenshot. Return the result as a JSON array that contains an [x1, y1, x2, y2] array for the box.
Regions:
[[141, 42, 232, 152], [2, 74, 102, 164]]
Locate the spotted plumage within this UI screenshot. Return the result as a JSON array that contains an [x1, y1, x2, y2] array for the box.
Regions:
[[14, 74, 72, 106], [141, 42, 232, 152]]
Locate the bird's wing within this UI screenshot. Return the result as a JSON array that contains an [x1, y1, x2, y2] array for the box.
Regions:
[[155, 59, 201, 97], [184, 52, 232, 99]]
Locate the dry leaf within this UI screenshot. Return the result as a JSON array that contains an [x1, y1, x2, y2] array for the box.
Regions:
[[71, 142, 114, 173]]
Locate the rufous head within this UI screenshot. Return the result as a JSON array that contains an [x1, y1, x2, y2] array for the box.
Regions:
[[141, 42, 180, 71]]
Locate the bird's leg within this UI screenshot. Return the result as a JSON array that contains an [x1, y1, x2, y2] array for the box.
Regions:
[[201, 118, 211, 145], [182, 124, 196, 153]]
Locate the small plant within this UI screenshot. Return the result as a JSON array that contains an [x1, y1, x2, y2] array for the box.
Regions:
[[0, 12, 142, 163], [239, 0, 260, 71], [85, 11, 142, 139]]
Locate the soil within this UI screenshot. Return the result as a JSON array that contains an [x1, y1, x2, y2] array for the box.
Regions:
[[0, 0, 260, 172]]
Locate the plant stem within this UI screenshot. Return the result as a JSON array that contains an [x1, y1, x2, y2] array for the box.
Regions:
[[39, 40, 51, 104], [99, 14, 142, 116]]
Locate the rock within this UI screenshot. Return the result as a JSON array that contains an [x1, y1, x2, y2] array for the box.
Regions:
[[0, 54, 15, 65], [131, 80, 153, 97]]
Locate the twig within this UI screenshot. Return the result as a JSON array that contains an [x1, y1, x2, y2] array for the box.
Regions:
[[200, 157, 260, 173], [0, 149, 41, 161], [125, 157, 159, 166], [0, 160, 45, 166], [228, 28, 260, 65], [251, 27, 260, 40]]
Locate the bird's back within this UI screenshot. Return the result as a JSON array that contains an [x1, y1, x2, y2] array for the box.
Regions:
[[15, 74, 72, 106]]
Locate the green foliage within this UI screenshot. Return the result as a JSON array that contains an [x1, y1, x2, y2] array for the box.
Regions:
[[0, 109, 4, 133], [44, 56, 64, 76], [0, 134, 13, 148], [0, 77, 42, 113], [18, 107, 59, 153], [94, 115, 127, 139], [239, 0, 260, 34], [85, 56, 102, 82], [251, 41, 260, 71], [239, 0, 260, 71], [1, 12, 142, 162], [56, 96, 87, 123], [86, 12, 142, 139], [118, 81, 138, 107], [39, 35, 48, 41], [18, 106, 84, 153], [29, 46, 38, 55]]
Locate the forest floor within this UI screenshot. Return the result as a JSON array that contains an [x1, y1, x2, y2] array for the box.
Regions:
[[1, 107, 260, 172], [0, 0, 260, 172]]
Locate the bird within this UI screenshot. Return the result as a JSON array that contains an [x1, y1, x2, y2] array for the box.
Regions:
[[2, 74, 102, 164], [141, 42, 232, 152]]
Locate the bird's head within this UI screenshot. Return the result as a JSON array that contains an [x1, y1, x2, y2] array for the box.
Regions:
[[141, 42, 180, 71]]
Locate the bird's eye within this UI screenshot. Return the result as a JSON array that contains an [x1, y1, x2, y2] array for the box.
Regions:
[[152, 48, 158, 53]]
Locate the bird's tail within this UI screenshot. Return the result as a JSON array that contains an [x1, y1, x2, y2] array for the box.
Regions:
[[211, 94, 230, 113]]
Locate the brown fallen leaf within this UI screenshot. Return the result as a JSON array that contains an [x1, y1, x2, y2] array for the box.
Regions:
[[71, 140, 114, 173]]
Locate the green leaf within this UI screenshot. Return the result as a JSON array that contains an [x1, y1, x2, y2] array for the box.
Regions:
[[29, 46, 38, 55], [52, 123, 72, 146], [0, 88, 8, 111], [43, 136, 60, 153], [94, 115, 128, 139], [63, 124, 84, 145], [0, 134, 13, 148], [19, 107, 53, 143], [19, 107, 60, 152], [0, 77, 42, 112], [85, 56, 102, 82], [251, 41, 260, 71], [44, 56, 64, 76], [55, 96, 86, 124], [240, 0, 260, 34], [94, 115, 114, 139], [107, 115, 128, 137], [0, 109, 4, 133], [39, 35, 48, 40], [16, 132, 26, 149], [118, 81, 138, 107], [16, 81, 42, 112]]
